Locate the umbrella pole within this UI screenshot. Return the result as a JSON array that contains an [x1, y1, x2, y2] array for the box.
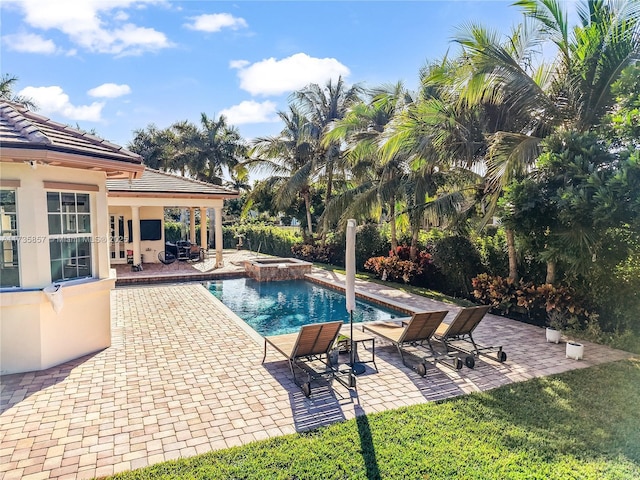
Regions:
[[350, 310, 366, 375], [350, 310, 354, 367]]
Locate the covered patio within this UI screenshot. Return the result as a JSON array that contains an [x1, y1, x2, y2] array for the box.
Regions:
[[106, 168, 238, 270]]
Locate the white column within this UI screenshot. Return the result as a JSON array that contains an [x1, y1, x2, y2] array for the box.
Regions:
[[131, 206, 141, 265], [199, 207, 207, 251], [214, 206, 223, 267], [94, 186, 110, 278], [189, 207, 196, 243]]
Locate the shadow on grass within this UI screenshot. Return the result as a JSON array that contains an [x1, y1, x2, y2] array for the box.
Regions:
[[261, 360, 355, 433], [0, 351, 100, 414], [354, 404, 382, 480]]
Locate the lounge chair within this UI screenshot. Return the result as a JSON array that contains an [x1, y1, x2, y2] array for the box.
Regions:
[[433, 305, 507, 368], [262, 321, 352, 397], [362, 311, 460, 376]]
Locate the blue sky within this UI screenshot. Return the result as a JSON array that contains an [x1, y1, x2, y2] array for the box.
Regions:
[[1, 1, 527, 149]]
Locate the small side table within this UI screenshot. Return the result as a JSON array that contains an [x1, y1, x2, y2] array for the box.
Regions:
[[339, 326, 378, 372]]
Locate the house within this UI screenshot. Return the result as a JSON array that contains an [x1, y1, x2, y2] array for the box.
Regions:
[[105, 168, 238, 268], [0, 101, 145, 374]]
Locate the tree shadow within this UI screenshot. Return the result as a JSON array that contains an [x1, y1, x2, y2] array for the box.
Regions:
[[0, 352, 100, 414]]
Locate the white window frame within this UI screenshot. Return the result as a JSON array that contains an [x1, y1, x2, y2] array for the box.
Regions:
[[47, 191, 94, 282], [0, 188, 20, 288]]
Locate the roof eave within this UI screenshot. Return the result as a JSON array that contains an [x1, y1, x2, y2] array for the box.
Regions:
[[107, 191, 239, 199], [0, 146, 144, 179]]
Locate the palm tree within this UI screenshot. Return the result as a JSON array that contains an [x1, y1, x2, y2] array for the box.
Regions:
[[454, 0, 639, 282], [0, 74, 37, 109], [246, 107, 317, 238], [322, 83, 414, 251], [293, 77, 363, 214], [380, 59, 486, 260], [128, 124, 181, 172]]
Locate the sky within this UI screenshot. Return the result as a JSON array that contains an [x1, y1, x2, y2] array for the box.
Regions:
[[1, 0, 527, 150]]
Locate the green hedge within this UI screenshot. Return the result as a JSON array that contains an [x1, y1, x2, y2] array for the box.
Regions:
[[223, 225, 302, 257]]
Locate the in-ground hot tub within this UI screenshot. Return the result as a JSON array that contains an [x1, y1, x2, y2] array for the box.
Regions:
[[243, 257, 312, 281]]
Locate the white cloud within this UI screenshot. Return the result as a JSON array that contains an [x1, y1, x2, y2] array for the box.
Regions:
[[185, 13, 247, 32], [19, 86, 104, 122], [113, 11, 129, 21], [220, 100, 279, 125], [2, 32, 57, 54], [14, 0, 172, 56], [229, 59, 250, 69], [234, 53, 350, 96], [88, 83, 131, 98]]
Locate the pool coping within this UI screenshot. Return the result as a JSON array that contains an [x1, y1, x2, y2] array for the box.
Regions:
[[304, 273, 416, 316]]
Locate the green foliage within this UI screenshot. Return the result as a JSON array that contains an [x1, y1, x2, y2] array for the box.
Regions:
[[473, 227, 509, 277], [432, 235, 484, 298], [355, 223, 389, 269], [605, 64, 640, 147], [164, 222, 184, 243], [108, 360, 640, 480], [222, 225, 302, 257]]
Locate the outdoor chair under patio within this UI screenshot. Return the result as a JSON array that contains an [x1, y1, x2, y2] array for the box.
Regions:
[[262, 321, 353, 397], [433, 305, 507, 368], [362, 311, 460, 376]]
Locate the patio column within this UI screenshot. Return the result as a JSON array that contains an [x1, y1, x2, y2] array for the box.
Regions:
[[199, 207, 207, 252], [131, 206, 141, 265], [189, 207, 196, 243], [214, 206, 223, 267]]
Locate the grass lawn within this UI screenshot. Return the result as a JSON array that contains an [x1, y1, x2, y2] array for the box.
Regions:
[[108, 359, 640, 480]]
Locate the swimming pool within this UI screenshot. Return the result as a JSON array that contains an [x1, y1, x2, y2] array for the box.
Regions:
[[207, 278, 404, 336]]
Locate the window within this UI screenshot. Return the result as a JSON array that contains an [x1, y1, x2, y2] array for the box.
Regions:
[[47, 192, 92, 282], [0, 189, 19, 287]]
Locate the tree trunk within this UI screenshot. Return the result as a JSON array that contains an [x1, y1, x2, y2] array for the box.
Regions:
[[389, 199, 398, 254], [545, 260, 556, 285], [303, 191, 313, 238], [325, 163, 333, 204], [410, 227, 419, 261], [506, 228, 518, 282]]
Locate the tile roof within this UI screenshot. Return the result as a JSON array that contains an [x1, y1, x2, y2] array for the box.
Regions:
[[0, 101, 142, 164], [106, 168, 239, 197]]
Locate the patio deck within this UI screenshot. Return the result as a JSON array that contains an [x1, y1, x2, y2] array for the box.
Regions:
[[113, 249, 255, 285], [0, 268, 634, 479]]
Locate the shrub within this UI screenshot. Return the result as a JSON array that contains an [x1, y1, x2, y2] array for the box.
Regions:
[[364, 256, 422, 283], [472, 274, 595, 327], [164, 221, 184, 243], [355, 224, 389, 269], [291, 243, 340, 264], [432, 236, 484, 298], [474, 228, 509, 277]]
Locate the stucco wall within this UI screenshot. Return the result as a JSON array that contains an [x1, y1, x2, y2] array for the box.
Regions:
[[0, 278, 114, 375], [0, 162, 114, 374]]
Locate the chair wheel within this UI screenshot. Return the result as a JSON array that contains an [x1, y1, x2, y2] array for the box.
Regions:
[[302, 382, 311, 397], [455, 358, 463, 370], [465, 356, 475, 369], [416, 362, 427, 377], [498, 351, 507, 362]]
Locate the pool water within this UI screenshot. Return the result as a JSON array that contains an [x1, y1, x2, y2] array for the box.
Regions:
[[207, 278, 404, 336]]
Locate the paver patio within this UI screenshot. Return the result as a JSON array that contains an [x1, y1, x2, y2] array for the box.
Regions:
[[0, 269, 633, 480]]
